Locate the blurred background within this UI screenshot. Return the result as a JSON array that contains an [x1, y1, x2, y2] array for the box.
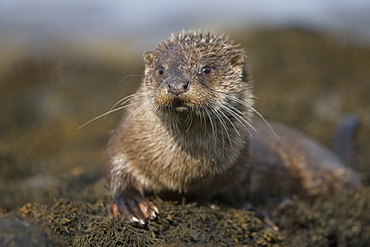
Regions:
[[0, 0, 369, 210]]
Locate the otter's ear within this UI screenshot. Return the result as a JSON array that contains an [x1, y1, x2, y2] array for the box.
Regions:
[[229, 52, 244, 66], [143, 51, 154, 67], [230, 52, 249, 82]]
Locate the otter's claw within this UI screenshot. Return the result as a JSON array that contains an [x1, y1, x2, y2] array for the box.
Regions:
[[109, 193, 158, 225]]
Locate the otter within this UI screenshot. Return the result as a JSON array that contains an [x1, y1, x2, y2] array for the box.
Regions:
[[104, 30, 361, 224]]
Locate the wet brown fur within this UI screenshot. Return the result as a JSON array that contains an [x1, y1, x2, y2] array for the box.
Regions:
[[104, 30, 361, 221]]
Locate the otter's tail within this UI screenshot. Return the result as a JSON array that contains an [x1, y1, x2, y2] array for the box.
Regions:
[[332, 114, 361, 167]]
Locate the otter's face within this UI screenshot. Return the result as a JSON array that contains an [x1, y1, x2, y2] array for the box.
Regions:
[[143, 38, 249, 114]]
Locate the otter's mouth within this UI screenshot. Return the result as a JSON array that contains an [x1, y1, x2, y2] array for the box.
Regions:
[[174, 106, 189, 112], [172, 98, 190, 112], [155, 96, 191, 113]]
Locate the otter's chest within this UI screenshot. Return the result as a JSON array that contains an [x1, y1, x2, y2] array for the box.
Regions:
[[126, 125, 238, 191]]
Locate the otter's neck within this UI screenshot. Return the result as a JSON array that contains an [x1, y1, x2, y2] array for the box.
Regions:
[[156, 109, 249, 160]]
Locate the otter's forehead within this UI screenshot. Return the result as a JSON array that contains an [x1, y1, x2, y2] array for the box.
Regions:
[[154, 30, 240, 62]]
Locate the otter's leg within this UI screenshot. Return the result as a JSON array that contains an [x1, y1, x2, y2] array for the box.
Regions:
[[105, 151, 158, 224], [109, 186, 158, 225]]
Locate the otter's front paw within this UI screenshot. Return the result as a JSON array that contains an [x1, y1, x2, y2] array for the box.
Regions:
[[109, 193, 158, 225]]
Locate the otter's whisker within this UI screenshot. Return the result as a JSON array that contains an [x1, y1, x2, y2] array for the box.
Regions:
[[173, 111, 181, 133], [203, 107, 218, 145], [119, 92, 151, 106], [200, 109, 207, 133], [105, 92, 151, 121], [225, 95, 279, 138], [223, 102, 255, 132], [218, 106, 241, 136], [137, 97, 156, 124], [209, 104, 232, 148], [117, 74, 142, 85], [78, 92, 150, 129], [78, 102, 140, 129], [221, 103, 252, 136], [123, 101, 152, 127], [184, 110, 193, 133]]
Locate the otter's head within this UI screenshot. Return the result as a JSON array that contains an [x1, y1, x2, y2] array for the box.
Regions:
[[143, 30, 252, 115]]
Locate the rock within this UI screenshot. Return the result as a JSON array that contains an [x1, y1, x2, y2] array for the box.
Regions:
[[0, 218, 51, 247]]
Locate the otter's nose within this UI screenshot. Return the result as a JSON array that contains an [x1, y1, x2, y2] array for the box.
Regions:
[[166, 80, 190, 96]]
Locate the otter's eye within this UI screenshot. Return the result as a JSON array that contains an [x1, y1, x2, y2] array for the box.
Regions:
[[158, 66, 165, 75], [202, 66, 211, 74]]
